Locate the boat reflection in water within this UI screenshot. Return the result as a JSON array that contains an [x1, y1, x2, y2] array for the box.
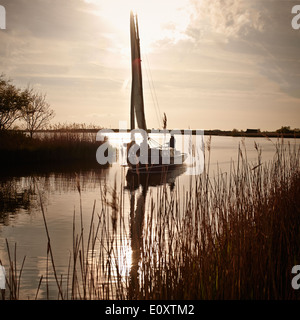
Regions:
[[125, 164, 186, 298]]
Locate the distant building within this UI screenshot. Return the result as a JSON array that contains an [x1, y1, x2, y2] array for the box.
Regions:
[[246, 129, 260, 134]]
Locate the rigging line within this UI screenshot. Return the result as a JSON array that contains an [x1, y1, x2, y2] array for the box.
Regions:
[[148, 137, 164, 148], [145, 62, 160, 125], [146, 54, 163, 128], [142, 56, 161, 129], [144, 53, 163, 128]]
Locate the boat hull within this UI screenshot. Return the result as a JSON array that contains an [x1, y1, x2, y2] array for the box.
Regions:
[[127, 152, 187, 173]]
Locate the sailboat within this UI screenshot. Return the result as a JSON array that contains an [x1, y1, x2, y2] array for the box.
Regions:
[[127, 11, 186, 173]]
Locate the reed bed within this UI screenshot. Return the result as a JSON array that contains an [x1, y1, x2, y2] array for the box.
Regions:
[[137, 139, 300, 299], [0, 129, 103, 167], [1, 138, 300, 300]]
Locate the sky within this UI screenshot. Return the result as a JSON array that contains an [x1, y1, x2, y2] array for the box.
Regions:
[[0, 0, 300, 131]]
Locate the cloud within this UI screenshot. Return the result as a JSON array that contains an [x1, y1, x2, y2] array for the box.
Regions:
[[3, 0, 108, 40], [0, 0, 114, 70], [0, 1, 123, 88], [187, 0, 265, 41], [185, 0, 300, 99]]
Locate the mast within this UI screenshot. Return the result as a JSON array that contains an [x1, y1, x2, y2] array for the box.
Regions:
[[130, 11, 147, 131]]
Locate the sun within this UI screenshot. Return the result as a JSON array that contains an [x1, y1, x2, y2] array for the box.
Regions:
[[85, 0, 191, 52]]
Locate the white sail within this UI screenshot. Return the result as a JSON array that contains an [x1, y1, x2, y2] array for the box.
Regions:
[[130, 11, 147, 131]]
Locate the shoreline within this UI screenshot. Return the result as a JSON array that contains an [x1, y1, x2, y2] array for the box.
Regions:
[[10, 128, 300, 138]]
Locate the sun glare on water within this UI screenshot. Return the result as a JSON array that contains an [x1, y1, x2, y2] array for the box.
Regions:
[[85, 0, 191, 52]]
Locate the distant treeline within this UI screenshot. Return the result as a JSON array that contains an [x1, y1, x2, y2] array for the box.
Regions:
[[13, 127, 300, 138], [49, 127, 298, 138]]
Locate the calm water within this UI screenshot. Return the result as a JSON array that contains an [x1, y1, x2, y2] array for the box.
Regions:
[[0, 135, 298, 299]]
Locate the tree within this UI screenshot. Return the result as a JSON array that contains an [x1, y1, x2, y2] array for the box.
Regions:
[[0, 74, 31, 130], [21, 90, 55, 138], [276, 126, 291, 134]]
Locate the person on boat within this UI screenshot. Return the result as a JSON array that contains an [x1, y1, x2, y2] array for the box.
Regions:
[[169, 134, 175, 149]]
